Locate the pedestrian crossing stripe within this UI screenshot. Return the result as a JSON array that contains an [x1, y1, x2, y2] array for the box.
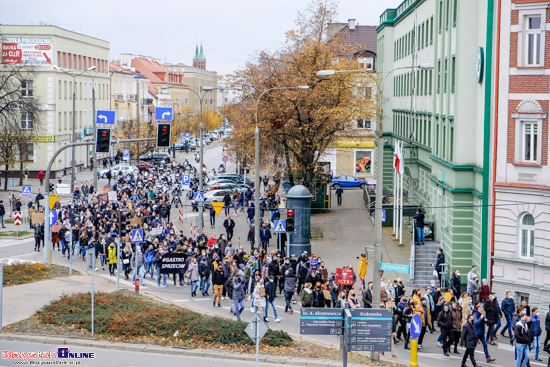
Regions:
[[274, 220, 286, 233], [131, 229, 143, 243]]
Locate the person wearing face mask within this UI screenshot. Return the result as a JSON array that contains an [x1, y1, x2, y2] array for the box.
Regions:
[[437, 302, 454, 356], [188, 258, 200, 297], [283, 268, 297, 314], [212, 265, 225, 307], [530, 307, 543, 361], [501, 291, 516, 340], [515, 313, 531, 367], [280, 257, 292, 295], [451, 269, 461, 298], [461, 313, 480, 367], [414, 298, 430, 349], [473, 305, 495, 363], [484, 292, 499, 345], [470, 277, 481, 306], [264, 275, 281, 322], [450, 302, 463, 354]]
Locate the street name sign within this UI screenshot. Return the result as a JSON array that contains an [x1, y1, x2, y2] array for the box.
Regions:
[[345, 309, 392, 352], [300, 308, 343, 336], [378, 262, 411, 274]]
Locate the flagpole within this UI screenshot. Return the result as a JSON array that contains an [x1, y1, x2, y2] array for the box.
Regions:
[[393, 142, 397, 237], [399, 142, 404, 245]]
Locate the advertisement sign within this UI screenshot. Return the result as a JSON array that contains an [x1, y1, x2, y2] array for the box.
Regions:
[[2, 37, 53, 65], [335, 268, 355, 286], [354, 150, 372, 174], [159, 253, 188, 274]]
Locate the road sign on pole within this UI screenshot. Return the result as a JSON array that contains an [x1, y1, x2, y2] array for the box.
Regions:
[[182, 174, 190, 190], [222, 156, 228, 163], [211, 202, 225, 215], [13, 212, 22, 226], [96, 110, 115, 125], [274, 220, 286, 234], [48, 210, 58, 227], [410, 313, 421, 340], [300, 308, 343, 335], [193, 192, 204, 203], [246, 312, 269, 367], [378, 262, 411, 274], [56, 184, 71, 195], [21, 186, 32, 197], [155, 107, 173, 121], [123, 149, 130, 161], [345, 309, 392, 352], [131, 229, 143, 244]]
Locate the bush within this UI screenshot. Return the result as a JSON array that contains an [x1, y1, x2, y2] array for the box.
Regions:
[[36, 291, 293, 348]]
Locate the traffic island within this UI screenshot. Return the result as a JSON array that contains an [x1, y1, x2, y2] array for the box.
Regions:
[[3, 263, 79, 287], [0, 291, 395, 366]]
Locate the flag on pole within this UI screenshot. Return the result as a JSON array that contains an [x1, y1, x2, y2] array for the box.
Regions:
[[398, 141, 404, 174], [394, 140, 404, 174]]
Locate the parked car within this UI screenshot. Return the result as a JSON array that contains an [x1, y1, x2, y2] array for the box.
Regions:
[[130, 160, 152, 172], [205, 182, 245, 192], [138, 152, 171, 162], [213, 174, 254, 187], [331, 175, 365, 189], [203, 189, 234, 205], [100, 164, 139, 179]]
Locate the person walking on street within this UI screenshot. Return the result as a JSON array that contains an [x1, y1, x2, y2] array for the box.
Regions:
[[260, 222, 271, 250], [414, 208, 425, 245], [265, 275, 281, 322], [335, 187, 343, 206], [38, 170, 45, 185], [451, 269, 461, 298], [232, 273, 246, 321], [437, 302, 454, 356], [212, 265, 225, 307], [362, 281, 373, 308], [223, 192, 231, 216], [467, 265, 478, 294], [451, 301, 463, 354], [209, 205, 216, 228], [57, 170, 63, 184], [357, 253, 367, 289], [0, 200, 5, 228], [484, 292, 499, 345], [501, 291, 516, 340], [531, 307, 543, 361], [283, 268, 296, 314], [223, 215, 235, 241], [461, 313, 480, 367], [474, 304, 496, 363], [515, 312, 531, 367], [544, 304, 550, 347]]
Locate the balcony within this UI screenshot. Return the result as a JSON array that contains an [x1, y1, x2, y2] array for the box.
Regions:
[[128, 94, 137, 102], [141, 98, 153, 105], [115, 94, 125, 102]]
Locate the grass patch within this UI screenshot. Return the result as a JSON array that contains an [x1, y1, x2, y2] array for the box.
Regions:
[[3, 263, 77, 287], [1, 291, 394, 365], [0, 231, 31, 237], [311, 228, 324, 239]]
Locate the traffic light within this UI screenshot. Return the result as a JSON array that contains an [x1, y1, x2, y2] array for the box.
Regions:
[[95, 128, 111, 153], [48, 183, 55, 193], [156, 123, 171, 147], [286, 209, 295, 233], [119, 211, 130, 237]]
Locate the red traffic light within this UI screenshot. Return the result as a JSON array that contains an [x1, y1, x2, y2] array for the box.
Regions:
[[287, 209, 294, 217], [101, 131, 108, 137]]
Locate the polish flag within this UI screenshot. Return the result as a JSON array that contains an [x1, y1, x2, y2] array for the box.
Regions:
[[394, 140, 404, 174]]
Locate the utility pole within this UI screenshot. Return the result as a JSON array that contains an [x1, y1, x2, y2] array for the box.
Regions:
[[254, 126, 260, 249], [71, 76, 77, 193], [136, 78, 140, 168], [92, 77, 97, 191]]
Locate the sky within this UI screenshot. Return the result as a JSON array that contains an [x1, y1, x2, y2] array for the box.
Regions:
[[3, 0, 402, 76]]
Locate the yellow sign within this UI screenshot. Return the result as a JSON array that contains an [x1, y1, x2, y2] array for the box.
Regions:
[[30, 135, 55, 142], [49, 196, 59, 210], [211, 202, 225, 215], [327, 141, 375, 149]]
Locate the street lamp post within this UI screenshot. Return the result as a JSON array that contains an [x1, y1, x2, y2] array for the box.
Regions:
[[181, 86, 215, 232], [253, 86, 309, 249], [52, 65, 96, 192], [316, 64, 433, 361]]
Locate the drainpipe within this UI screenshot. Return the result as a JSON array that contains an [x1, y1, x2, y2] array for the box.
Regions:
[[490, 0, 502, 290]]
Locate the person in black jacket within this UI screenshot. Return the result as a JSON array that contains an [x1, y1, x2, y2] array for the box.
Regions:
[[414, 208, 425, 245], [264, 275, 280, 322], [514, 313, 531, 367], [461, 313, 480, 367], [437, 303, 454, 356], [435, 248, 445, 286], [544, 304, 550, 348], [0, 200, 5, 228], [363, 282, 373, 308], [484, 292, 499, 345], [212, 265, 225, 307]]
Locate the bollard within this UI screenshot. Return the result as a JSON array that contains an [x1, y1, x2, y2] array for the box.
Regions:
[[49, 247, 53, 266], [135, 278, 140, 293], [409, 338, 418, 367]]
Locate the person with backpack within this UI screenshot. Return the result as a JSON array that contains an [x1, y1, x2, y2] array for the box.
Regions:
[[253, 278, 266, 316], [283, 268, 296, 314], [232, 273, 246, 321]]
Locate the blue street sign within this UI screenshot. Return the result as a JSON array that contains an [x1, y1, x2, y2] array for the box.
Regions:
[[382, 209, 386, 223], [123, 149, 130, 161], [283, 183, 291, 191], [21, 186, 32, 197], [410, 314, 422, 339], [378, 262, 410, 274], [274, 220, 286, 234], [193, 192, 204, 203], [48, 210, 58, 227], [131, 229, 144, 243], [182, 175, 190, 186], [96, 110, 115, 125], [185, 133, 190, 138], [180, 133, 184, 138], [155, 107, 173, 121]]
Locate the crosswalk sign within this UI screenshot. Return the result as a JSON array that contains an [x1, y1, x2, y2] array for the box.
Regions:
[[193, 192, 204, 203], [131, 229, 143, 243], [21, 186, 32, 196], [274, 220, 286, 234]]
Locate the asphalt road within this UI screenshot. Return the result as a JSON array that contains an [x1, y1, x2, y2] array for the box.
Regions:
[[0, 340, 279, 367]]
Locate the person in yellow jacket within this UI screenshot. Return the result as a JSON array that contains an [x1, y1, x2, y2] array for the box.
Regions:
[[357, 253, 368, 289], [107, 242, 117, 276]]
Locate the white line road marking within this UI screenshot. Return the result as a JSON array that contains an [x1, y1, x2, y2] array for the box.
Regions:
[[0, 239, 34, 248], [171, 299, 190, 302]]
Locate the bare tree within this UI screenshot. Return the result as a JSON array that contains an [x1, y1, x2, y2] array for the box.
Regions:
[[0, 65, 43, 190]]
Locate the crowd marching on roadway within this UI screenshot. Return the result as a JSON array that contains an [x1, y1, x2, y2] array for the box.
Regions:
[[21, 149, 550, 367]]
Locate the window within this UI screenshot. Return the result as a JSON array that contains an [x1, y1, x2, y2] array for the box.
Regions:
[[519, 213, 534, 258], [357, 119, 372, 129], [453, 0, 458, 25], [358, 56, 374, 71], [20, 112, 33, 129], [521, 121, 538, 162], [451, 56, 456, 92], [429, 70, 433, 95], [525, 16, 542, 66], [430, 17, 434, 43], [444, 58, 448, 92], [438, 1, 443, 33], [21, 80, 33, 96], [437, 60, 441, 93], [20, 143, 34, 161]]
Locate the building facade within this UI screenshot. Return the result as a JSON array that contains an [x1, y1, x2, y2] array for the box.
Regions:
[[491, 0, 550, 306], [0, 25, 110, 177], [377, 0, 494, 280]]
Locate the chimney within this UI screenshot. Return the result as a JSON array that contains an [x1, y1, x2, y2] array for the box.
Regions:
[[348, 19, 356, 30]]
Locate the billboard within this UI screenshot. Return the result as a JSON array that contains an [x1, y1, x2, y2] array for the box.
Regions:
[[2, 37, 53, 65], [354, 149, 372, 174]]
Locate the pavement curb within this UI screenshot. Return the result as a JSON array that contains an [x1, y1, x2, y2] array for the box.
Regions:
[[0, 333, 369, 366]]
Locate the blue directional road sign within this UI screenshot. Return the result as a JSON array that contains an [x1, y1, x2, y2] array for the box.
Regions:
[[274, 220, 286, 234], [48, 210, 58, 227], [155, 107, 173, 121], [193, 192, 204, 203], [283, 183, 291, 191], [410, 314, 422, 339], [182, 174, 190, 188], [123, 149, 130, 161], [96, 110, 115, 125], [21, 186, 32, 197], [382, 209, 386, 223], [180, 133, 184, 138], [131, 229, 144, 244], [185, 133, 190, 138]]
